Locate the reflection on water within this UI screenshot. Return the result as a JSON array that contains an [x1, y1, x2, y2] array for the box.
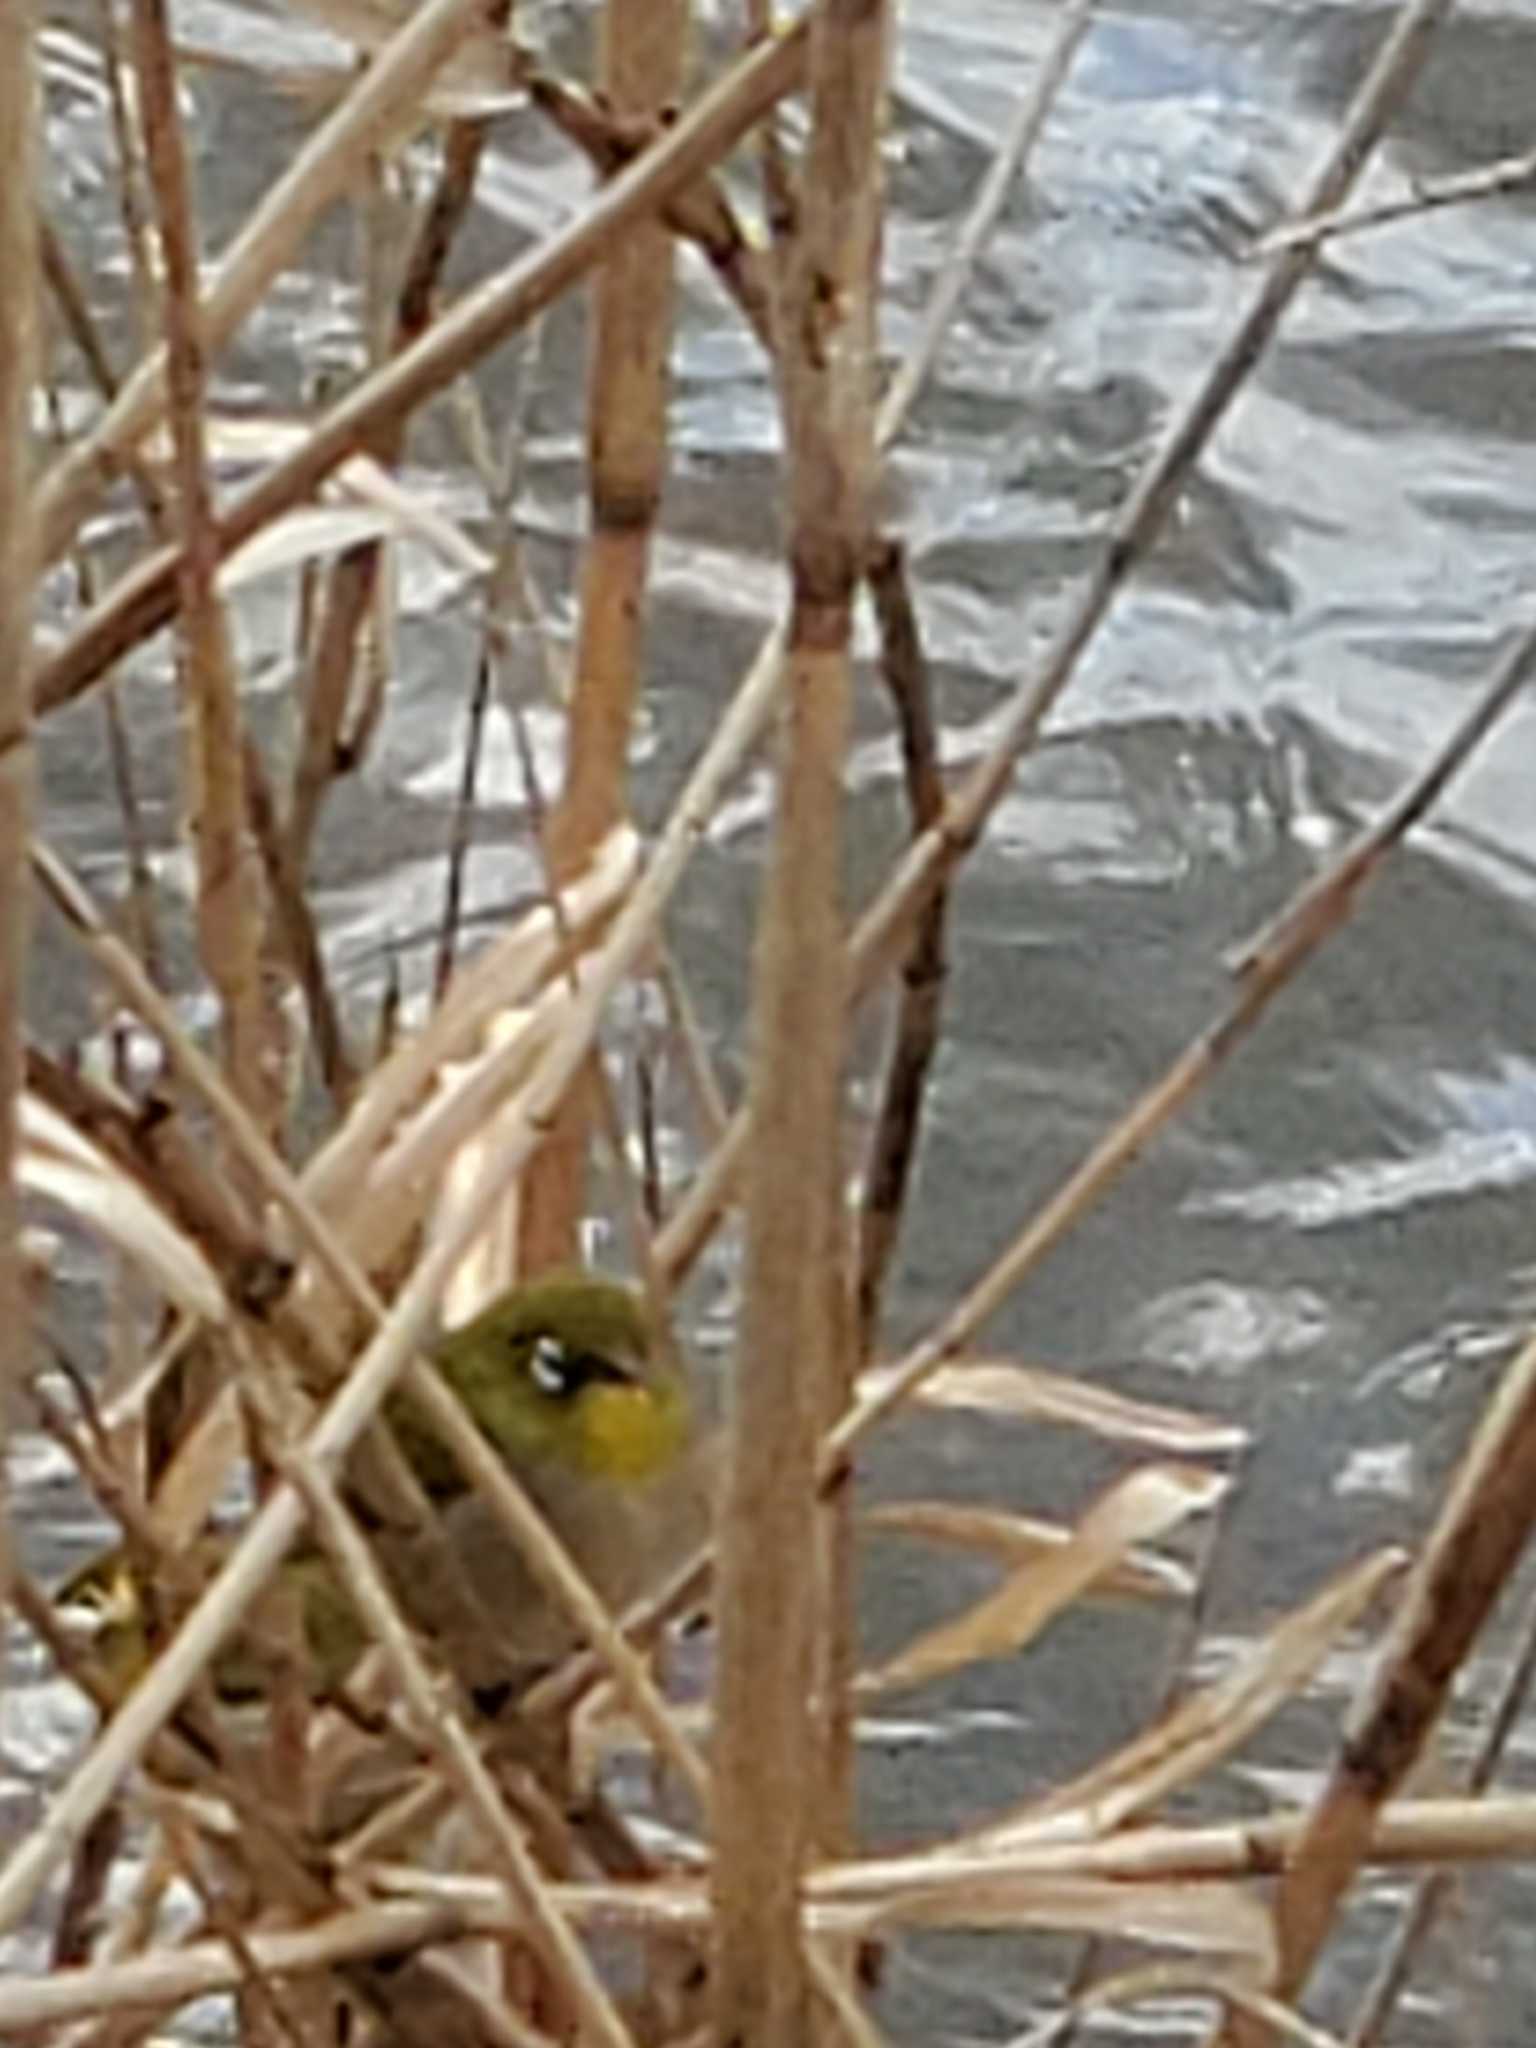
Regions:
[[17, 0, 1536, 2037]]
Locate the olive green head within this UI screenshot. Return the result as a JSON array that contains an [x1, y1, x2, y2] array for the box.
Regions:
[[398, 1271, 692, 1497]]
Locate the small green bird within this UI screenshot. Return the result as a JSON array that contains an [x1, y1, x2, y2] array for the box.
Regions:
[[57, 1271, 707, 1707]]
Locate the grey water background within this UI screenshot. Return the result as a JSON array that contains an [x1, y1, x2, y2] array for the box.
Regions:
[[13, 0, 1536, 2039]]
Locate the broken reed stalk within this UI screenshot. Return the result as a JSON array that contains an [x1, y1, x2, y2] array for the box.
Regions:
[[0, 0, 37, 1644], [127, 0, 273, 1141], [711, 5, 887, 2046], [520, 0, 689, 1276], [1345, 1569, 1536, 2045]]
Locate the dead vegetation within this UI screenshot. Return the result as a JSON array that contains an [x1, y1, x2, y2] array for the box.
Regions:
[[4, 0, 1536, 2044]]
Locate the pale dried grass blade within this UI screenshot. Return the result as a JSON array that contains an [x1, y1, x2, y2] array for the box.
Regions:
[[219, 502, 399, 587], [976, 1545, 1409, 1849], [330, 992, 555, 1294], [864, 1500, 1194, 1602], [860, 1463, 1227, 1695], [18, 1095, 226, 1323], [1086, 1965, 1343, 2048], [845, 1865, 1272, 1967], [438, 1011, 527, 1326], [178, 423, 492, 586], [281, 0, 522, 114], [302, 825, 640, 1219], [146, 1382, 247, 1547], [878, 1354, 1246, 1457]]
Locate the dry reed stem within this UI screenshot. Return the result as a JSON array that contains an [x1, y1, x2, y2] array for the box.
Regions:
[[710, 2, 886, 2042], [32, 13, 811, 718], [34, 0, 497, 567], [521, 0, 688, 1275], [0, 0, 36, 1655], [240, 732, 358, 1105], [128, 0, 271, 1134]]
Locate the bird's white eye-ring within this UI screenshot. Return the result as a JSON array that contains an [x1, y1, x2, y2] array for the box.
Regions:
[[530, 1334, 573, 1398]]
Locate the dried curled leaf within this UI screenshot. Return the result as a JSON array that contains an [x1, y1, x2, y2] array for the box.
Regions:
[[18, 1094, 227, 1323], [864, 1354, 1247, 1455], [813, 1854, 1273, 1968], [975, 1545, 1409, 1849], [864, 1500, 1194, 1602], [859, 1463, 1227, 1696]]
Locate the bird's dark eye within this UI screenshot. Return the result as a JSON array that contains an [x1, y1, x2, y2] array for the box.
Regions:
[[527, 1334, 631, 1401]]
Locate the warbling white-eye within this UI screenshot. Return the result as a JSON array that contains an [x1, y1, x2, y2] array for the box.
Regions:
[[57, 1271, 707, 1706]]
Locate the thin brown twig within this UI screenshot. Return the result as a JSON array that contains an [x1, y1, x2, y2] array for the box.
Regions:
[[855, 538, 948, 1356], [876, 0, 1101, 445], [1253, 140, 1536, 258], [240, 731, 359, 1108], [431, 650, 495, 1009]]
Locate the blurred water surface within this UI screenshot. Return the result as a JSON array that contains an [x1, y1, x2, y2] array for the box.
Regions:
[[15, 0, 1536, 2038]]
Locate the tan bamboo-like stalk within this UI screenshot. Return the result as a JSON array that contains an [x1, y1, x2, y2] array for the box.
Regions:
[[518, 0, 689, 1276], [710, 3, 886, 2043], [127, 0, 271, 1135], [0, 0, 37, 1667]]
